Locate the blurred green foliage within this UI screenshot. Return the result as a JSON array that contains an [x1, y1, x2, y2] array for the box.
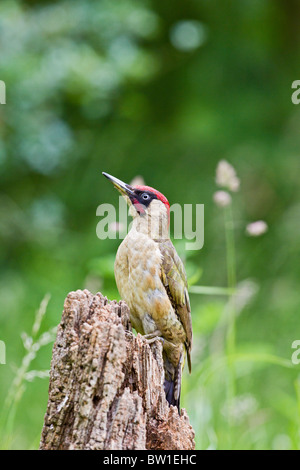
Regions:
[[1, 0, 300, 450]]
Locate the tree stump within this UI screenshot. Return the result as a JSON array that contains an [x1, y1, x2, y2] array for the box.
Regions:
[[39, 289, 195, 450]]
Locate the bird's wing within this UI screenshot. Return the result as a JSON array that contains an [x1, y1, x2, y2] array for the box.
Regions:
[[157, 239, 192, 373]]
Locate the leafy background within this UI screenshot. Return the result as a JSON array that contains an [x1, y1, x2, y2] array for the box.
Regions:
[[0, 0, 300, 449]]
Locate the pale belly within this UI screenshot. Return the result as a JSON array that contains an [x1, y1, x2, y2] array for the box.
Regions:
[[114, 232, 172, 336]]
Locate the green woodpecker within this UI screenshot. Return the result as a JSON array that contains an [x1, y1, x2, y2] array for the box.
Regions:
[[102, 172, 192, 412]]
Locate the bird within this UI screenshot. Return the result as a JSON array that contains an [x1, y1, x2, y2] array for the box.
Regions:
[[102, 172, 192, 412]]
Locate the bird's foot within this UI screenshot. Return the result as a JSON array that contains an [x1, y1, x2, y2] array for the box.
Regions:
[[143, 331, 164, 345]]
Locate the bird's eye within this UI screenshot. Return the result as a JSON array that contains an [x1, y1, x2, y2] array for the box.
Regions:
[[142, 193, 150, 200]]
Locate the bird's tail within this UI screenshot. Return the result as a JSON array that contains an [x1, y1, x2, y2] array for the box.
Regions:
[[163, 353, 183, 413]]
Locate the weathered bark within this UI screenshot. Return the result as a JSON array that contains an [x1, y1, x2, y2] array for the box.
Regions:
[[40, 289, 195, 450]]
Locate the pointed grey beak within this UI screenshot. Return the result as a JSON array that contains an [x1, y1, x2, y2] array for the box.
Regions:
[[102, 172, 135, 197]]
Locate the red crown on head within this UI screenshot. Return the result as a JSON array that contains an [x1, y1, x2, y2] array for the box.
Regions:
[[134, 185, 170, 212]]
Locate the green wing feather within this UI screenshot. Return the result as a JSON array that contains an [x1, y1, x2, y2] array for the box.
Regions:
[[157, 239, 192, 373]]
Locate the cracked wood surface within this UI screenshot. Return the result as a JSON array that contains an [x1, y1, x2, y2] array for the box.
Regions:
[[39, 289, 195, 450]]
